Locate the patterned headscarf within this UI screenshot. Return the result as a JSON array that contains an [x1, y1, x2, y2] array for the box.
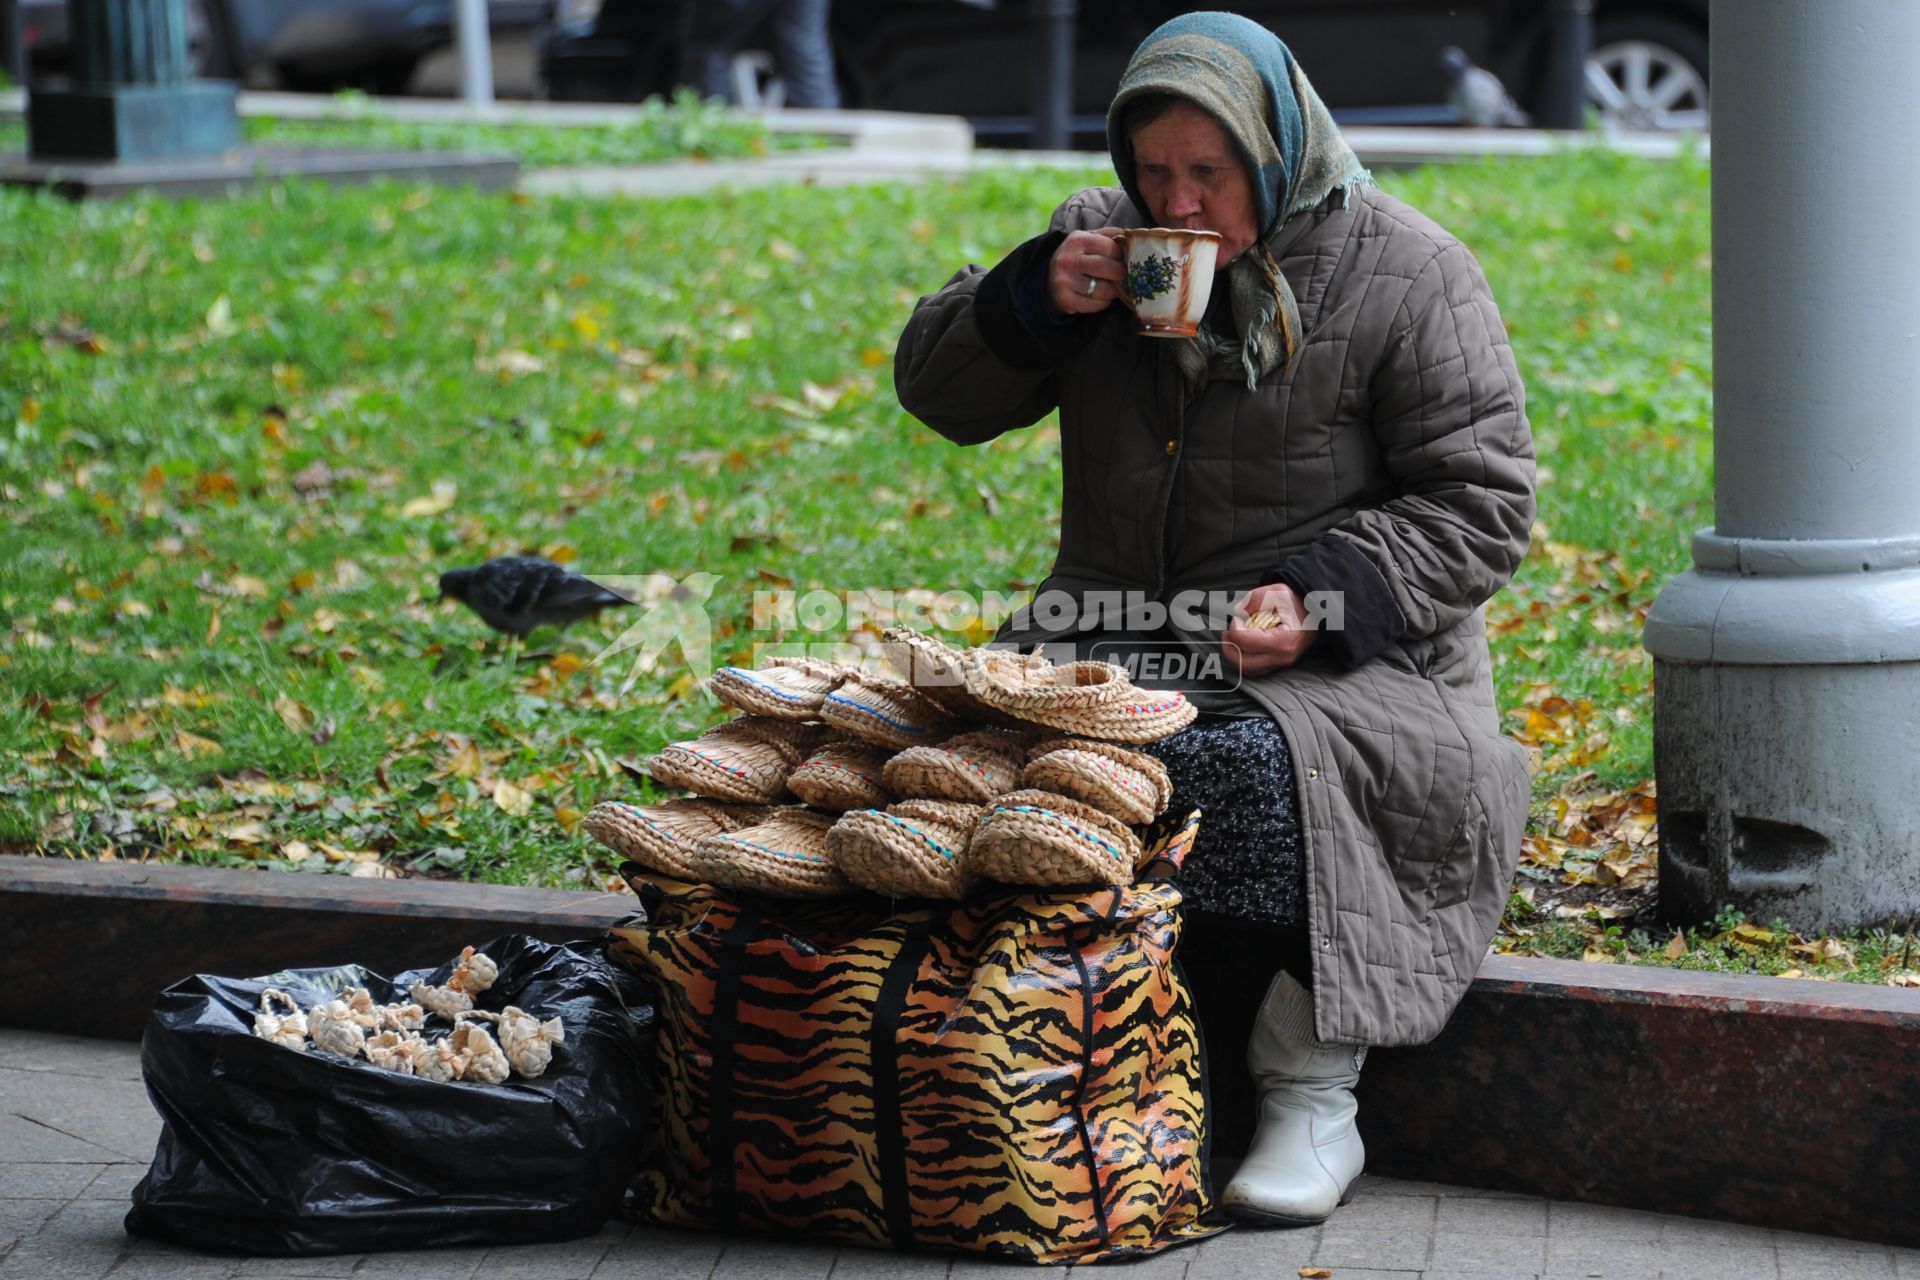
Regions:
[[1107, 12, 1373, 390]]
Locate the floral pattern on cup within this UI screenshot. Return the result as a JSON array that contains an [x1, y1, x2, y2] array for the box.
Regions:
[[1128, 253, 1183, 303]]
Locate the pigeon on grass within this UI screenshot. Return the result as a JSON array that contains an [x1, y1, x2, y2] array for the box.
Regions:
[[438, 555, 634, 639], [1441, 46, 1531, 128]]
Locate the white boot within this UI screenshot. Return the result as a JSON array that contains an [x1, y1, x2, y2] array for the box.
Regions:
[[1221, 969, 1367, 1226]]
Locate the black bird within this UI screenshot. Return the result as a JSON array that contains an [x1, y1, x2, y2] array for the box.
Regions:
[[438, 555, 634, 638]]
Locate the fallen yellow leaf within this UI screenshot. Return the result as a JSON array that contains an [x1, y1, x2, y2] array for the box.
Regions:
[[1665, 931, 1688, 960], [174, 730, 222, 759], [494, 779, 534, 817], [399, 479, 457, 518], [446, 741, 482, 779], [273, 693, 314, 735], [1299, 1269, 1332, 1279]]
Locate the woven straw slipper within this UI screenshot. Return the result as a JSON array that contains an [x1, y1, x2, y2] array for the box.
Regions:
[[968, 788, 1146, 888], [786, 738, 894, 812], [707, 657, 849, 721], [582, 797, 772, 881], [646, 717, 829, 804], [1021, 737, 1174, 826], [960, 649, 1197, 743], [879, 627, 1040, 728], [827, 799, 985, 900], [819, 670, 959, 750], [882, 728, 1034, 804], [685, 807, 849, 898]]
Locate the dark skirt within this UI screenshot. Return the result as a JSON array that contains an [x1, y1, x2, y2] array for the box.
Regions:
[[1136, 713, 1309, 929]]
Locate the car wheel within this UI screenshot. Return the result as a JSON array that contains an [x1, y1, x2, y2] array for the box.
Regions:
[[1586, 12, 1708, 131], [186, 0, 236, 79]]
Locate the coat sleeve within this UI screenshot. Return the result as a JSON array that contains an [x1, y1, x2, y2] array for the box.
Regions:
[[892, 192, 1113, 447], [1330, 239, 1537, 641]]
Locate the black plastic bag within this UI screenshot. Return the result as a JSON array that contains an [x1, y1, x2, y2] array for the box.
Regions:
[[126, 933, 653, 1255]]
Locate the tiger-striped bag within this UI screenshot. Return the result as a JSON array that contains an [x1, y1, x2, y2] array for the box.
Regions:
[[607, 811, 1225, 1265]]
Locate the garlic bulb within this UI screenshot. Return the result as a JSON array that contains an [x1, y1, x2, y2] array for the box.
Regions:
[[448, 946, 499, 996], [494, 1006, 565, 1079], [409, 980, 473, 1020], [378, 1001, 425, 1032], [450, 1019, 510, 1085], [364, 1030, 421, 1075], [413, 1037, 464, 1083], [251, 988, 309, 1051], [309, 1000, 367, 1058], [342, 987, 382, 1029]]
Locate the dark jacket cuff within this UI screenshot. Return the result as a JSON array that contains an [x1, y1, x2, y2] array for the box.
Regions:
[[1273, 536, 1408, 669], [975, 229, 1092, 370]]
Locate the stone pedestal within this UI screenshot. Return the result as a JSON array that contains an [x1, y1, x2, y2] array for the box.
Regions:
[[27, 79, 239, 162]]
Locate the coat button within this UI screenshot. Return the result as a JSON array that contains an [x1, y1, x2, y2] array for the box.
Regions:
[[1164, 439, 1177, 455], [1308, 767, 1320, 779]]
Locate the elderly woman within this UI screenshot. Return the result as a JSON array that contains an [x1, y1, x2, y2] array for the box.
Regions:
[[893, 12, 1534, 1227]]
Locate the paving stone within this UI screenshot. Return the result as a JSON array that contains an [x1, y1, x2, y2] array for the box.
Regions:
[[351, 1247, 486, 1280], [1542, 1237, 1665, 1280], [0, 1038, 144, 1083], [1547, 1200, 1665, 1246], [1183, 1222, 1318, 1280], [474, 1237, 614, 1280], [1424, 1231, 1545, 1273], [1420, 1272, 1536, 1280], [1894, 1248, 1920, 1280], [1311, 1194, 1437, 1271], [592, 1228, 726, 1280], [0, 1200, 131, 1280], [0, 1199, 63, 1246], [938, 1262, 1044, 1279], [1765, 1249, 1896, 1280], [0, 1110, 128, 1164], [1660, 1214, 1779, 1248], [1351, 1176, 1486, 1199], [235, 1255, 366, 1277], [82, 1165, 149, 1202], [1058, 1244, 1191, 1276], [710, 1239, 836, 1279], [3, 1072, 163, 1165], [1775, 1230, 1887, 1256], [828, 1246, 953, 1277], [105, 1251, 244, 1279], [0, 1163, 109, 1200], [1655, 1243, 1781, 1280], [1434, 1197, 1548, 1237]]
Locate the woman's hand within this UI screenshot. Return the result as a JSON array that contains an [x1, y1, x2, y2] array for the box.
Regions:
[[1046, 228, 1127, 317], [1222, 583, 1317, 676]]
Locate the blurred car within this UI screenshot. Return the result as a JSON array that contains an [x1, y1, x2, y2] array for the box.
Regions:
[[536, 0, 1707, 139], [18, 0, 542, 93]]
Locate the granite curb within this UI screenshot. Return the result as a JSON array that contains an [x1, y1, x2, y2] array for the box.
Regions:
[[3, 855, 1913, 1248]]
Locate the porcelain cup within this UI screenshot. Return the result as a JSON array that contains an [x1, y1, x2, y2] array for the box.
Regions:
[[1115, 227, 1222, 337]]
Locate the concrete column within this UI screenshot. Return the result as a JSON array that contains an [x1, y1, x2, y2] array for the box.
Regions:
[[1643, 0, 1920, 929], [27, 0, 238, 161]]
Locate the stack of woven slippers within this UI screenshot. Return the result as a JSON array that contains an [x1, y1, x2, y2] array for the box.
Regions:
[[583, 630, 1197, 900]]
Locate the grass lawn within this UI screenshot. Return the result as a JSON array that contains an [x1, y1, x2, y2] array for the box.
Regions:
[[0, 90, 819, 167], [3, 146, 1911, 984]]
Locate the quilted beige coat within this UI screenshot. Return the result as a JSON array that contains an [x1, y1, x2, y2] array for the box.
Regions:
[[894, 185, 1536, 1047]]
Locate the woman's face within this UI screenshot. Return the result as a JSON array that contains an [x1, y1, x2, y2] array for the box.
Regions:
[[1130, 101, 1261, 266]]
